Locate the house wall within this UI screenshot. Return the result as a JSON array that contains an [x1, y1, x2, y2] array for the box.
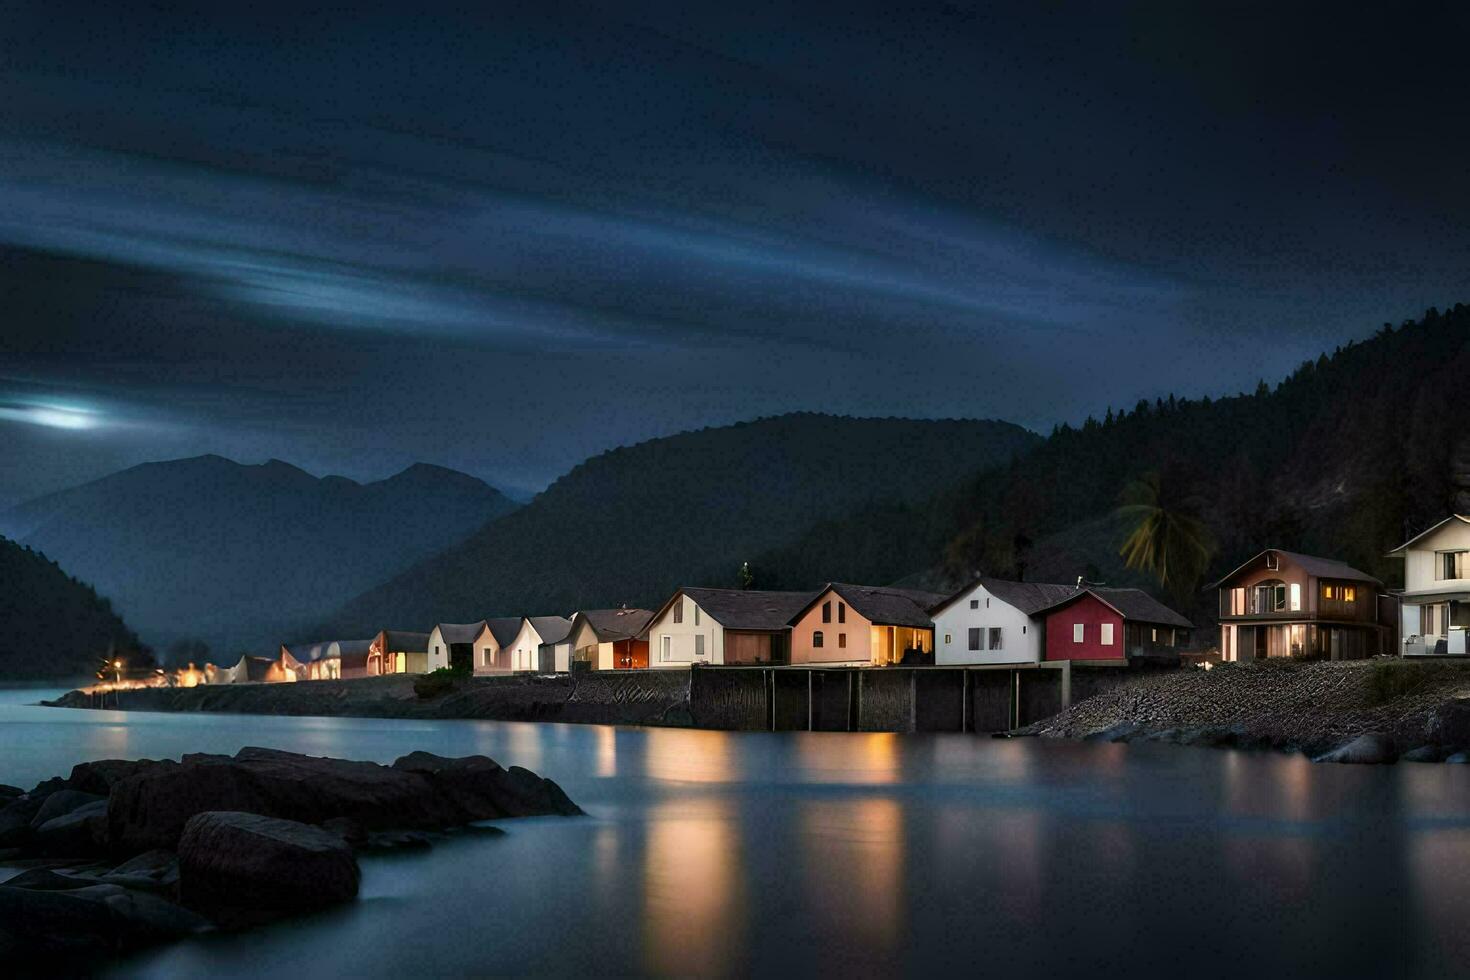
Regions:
[[1044, 595, 1126, 661], [646, 594, 724, 667], [508, 621, 544, 672], [1218, 555, 1317, 619], [933, 584, 1043, 665], [472, 627, 511, 674], [790, 590, 873, 665], [1404, 521, 1470, 592], [426, 628, 450, 672]]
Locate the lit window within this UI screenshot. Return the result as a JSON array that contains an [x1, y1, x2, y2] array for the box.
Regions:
[[1101, 623, 1114, 645], [1289, 583, 1301, 611], [814, 630, 824, 648], [1073, 623, 1084, 643], [1344, 586, 1356, 602]]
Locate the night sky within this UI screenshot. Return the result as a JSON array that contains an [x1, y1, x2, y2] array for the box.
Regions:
[[4, 2, 1469, 507]]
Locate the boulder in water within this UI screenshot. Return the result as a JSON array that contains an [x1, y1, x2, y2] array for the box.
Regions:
[[177, 811, 360, 925]]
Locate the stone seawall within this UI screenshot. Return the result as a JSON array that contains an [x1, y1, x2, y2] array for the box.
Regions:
[[1026, 658, 1470, 762], [49, 672, 692, 726]]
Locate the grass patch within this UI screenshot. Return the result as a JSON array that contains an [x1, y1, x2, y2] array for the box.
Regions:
[[1362, 659, 1470, 705]]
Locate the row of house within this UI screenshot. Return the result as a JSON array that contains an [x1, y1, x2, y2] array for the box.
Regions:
[[259, 578, 1193, 683], [186, 514, 1470, 690]]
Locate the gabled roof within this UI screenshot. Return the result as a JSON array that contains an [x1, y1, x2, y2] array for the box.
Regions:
[[657, 587, 820, 631], [327, 638, 373, 657], [1033, 587, 1193, 629], [432, 621, 487, 645], [571, 607, 656, 642], [929, 577, 1081, 617], [794, 583, 946, 628], [1207, 549, 1381, 588], [377, 630, 429, 653], [526, 615, 572, 645], [480, 617, 523, 648], [1388, 515, 1470, 556]]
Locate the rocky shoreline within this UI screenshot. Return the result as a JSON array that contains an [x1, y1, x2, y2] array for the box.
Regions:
[[1024, 658, 1470, 763], [45, 671, 693, 726], [0, 747, 581, 968]]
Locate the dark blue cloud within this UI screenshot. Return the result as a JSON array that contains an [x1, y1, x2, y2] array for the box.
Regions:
[[2, 2, 1468, 507]]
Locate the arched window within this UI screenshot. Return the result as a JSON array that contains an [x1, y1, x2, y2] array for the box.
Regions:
[[813, 630, 824, 648]]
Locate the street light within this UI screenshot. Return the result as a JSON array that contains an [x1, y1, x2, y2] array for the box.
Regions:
[[113, 659, 122, 685]]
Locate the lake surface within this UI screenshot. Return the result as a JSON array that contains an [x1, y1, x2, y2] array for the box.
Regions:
[[3, 687, 1469, 978]]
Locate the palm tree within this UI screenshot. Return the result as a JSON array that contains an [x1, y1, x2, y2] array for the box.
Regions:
[[1116, 471, 1215, 598]]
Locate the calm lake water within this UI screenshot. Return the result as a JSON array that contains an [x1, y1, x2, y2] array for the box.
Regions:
[[3, 687, 1469, 978]]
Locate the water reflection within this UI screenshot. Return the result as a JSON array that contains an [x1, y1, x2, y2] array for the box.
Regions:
[[5, 690, 1470, 978], [644, 729, 739, 784], [642, 797, 746, 976], [798, 798, 906, 947]]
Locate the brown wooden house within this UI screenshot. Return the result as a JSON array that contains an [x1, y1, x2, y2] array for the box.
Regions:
[[1213, 549, 1387, 660]]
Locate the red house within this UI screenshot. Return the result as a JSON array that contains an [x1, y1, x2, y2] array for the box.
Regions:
[[1035, 587, 1192, 662]]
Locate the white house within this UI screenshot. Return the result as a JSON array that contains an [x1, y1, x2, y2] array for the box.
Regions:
[[645, 588, 817, 667], [1388, 515, 1470, 655], [506, 616, 573, 672], [426, 621, 487, 672], [473, 617, 525, 674], [931, 578, 1079, 666]]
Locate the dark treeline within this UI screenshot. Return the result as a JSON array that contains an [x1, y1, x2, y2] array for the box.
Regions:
[[0, 535, 151, 679], [756, 306, 1470, 632]]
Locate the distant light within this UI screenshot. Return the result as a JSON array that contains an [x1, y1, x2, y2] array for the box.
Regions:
[[0, 403, 102, 430]]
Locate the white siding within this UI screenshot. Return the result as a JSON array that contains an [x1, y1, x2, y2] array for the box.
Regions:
[[425, 627, 450, 672], [933, 583, 1043, 665], [646, 594, 724, 668], [507, 620, 544, 672], [1403, 520, 1470, 593]]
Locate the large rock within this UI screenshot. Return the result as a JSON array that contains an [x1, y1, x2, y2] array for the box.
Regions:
[[0, 796, 42, 848], [392, 751, 583, 818], [1315, 733, 1398, 764], [32, 799, 110, 855], [66, 759, 174, 797], [30, 789, 104, 828], [0, 879, 210, 959], [109, 747, 580, 852], [177, 811, 359, 924]]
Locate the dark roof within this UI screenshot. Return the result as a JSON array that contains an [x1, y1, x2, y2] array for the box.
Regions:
[[527, 616, 572, 645], [327, 639, 373, 657], [238, 656, 274, 681], [573, 608, 656, 641], [810, 583, 946, 628], [434, 621, 487, 645], [674, 588, 820, 631], [378, 630, 429, 653], [1208, 549, 1381, 589], [1034, 587, 1193, 629], [482, 617, 522, 647], [1388, 515, 1470, 555], [930, 577, 1081, 616]]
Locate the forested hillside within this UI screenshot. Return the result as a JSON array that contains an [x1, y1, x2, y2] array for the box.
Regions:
[[325, 414, 1039, 632], [0, 536, 149, 679], [755, 306, 1470, 631]]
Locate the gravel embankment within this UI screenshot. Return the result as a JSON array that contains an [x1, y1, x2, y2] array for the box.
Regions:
[[46, 671, 692, 726], [1026, 658, 1470, 759]]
